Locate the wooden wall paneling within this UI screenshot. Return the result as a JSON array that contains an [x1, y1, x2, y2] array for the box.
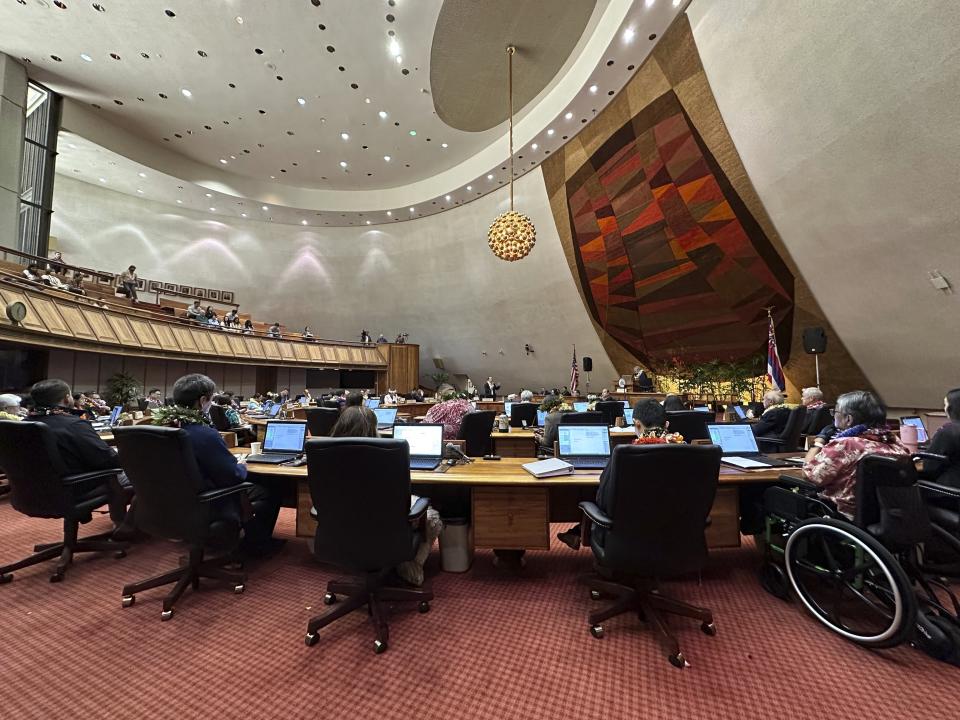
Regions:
[[73, 352, 100, 392], [27, 296, 73, 336], [56, 303, 96, 340], [243, 336, 265, 358], [151, 322, 180, 352], [261, 339, 281, 362], [288, 369, 306, 393], [204, 363, 225, 391], [307, 344, 326, 363], [227, 334, 249, 359], [80, 308, 119, 343], [171, 325, 198, 353], [190, 328, 218, 356], [277, 342, 295, 361], [105, 314, 140, 347], [209, 332, 234, 358], [47, 349, 75, 386], [240, 365, 257, 398], [144, 358, 167, 396], [123, 356, 147, 393], [223, 364, 243, 395], [275, 368, 291, 393], [292, 343, 311, 362], [127, 319, 161, 349], [0, 289, 47, 331], [255, 366, 277, 395], [97, 354, 123, 390], [165, 361, 189, 393]]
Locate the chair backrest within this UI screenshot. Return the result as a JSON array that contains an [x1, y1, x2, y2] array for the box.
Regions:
[[322, 400, 341, 409], [0, 420, 73, 518], [305, 407, 340, 437], [665, 411, 711, 441], [509, 403, 538, 428], [803, 406, 832, 436], [594, 401, 625, 426], [208, 404, 232, 432], [305, 438, 416, 572], [600, 444, 721, 576], [559, 411, 604, 425], [458, 410, 496, 456], [112, 426, 211, 542], [854, 453, 931, 549], [777, 406, 808, 451]]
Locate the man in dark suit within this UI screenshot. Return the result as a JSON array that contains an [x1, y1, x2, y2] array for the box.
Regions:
[[483, 376, 500, 400], [28, 379, 132, 528], [170, 373, 282, 557], [752, 389, 793, 438]]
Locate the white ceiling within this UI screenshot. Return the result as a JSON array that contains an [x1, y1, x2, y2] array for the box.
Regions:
[[0, 0, 688, 225]]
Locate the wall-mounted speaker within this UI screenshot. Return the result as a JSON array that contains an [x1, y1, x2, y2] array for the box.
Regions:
[[582, 356, 593, 372], [802, 327, 827, 354]]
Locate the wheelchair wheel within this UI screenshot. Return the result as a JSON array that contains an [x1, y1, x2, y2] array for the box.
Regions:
[[784, 517, 916, 648]]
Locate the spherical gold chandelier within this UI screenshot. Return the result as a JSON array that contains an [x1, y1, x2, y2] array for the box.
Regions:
[[488, 46, 536, 262]]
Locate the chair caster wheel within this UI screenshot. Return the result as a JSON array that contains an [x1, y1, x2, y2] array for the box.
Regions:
[[122, 595, 135, 608], [701, 622, 717, 636], [669, 652, 689, 669], [323, 592, 337, 605], [234, 584, 245, 594], [161, 609, 174, 621], [0, 573, 12, 584], [304, 633, 319, 647], [114, 550, 127, 559], [374, 639, 388, 654], [418, 601, 430, 613], [590, 625, 604, 639], [590, 590, 601, 601], [49, 571, 64, 583]]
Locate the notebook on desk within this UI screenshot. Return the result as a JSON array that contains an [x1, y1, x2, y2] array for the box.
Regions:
[[246, 421, 307, 464], [523, 458, 574, 478], [557, 424, 611, 469], [394, 423, 443, 470], [707, 423, 793, 468]]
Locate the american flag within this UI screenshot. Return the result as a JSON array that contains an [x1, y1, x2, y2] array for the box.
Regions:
[[767, 312, 785, 392], [570, 346, 580, 394]]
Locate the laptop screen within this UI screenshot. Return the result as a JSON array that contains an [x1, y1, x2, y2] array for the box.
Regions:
[[707, 423, 760, 454], [733, 405, 747, 420], [573, 402, 589, 412], [373, 407, 398, 426], [263, 422, 307, 453], [503, 402, 513, 417], [623, 408, 634, 425], [558, 425, 611, 457], [900, 416, 928, 443], [622, 400, 631, 409], [394, 424, 443, 457], [537, 409, 547, 426], [268, 404, 283, 417], [365, 398, 381, 409], [695, 406, 711, 413], [108, 405, 122, 426]]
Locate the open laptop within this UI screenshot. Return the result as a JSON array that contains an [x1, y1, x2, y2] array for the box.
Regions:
[[503, 401, 513, 418], [899, 415, 929, 443], [706, 423, 794, 468], [248, 403, 282, 420], [623, 408, 634, 425], [537, 409, 547, 426], [557, 424, 611, 469], [573, 401, 589, 412], [695, 405, 711, 413], [373, 407, 398, 430], [246, 421, 307, 464], [393, 423, 444, 470], [365, 397, 381, 409], [94, 405, 123, 432], [732, 405, 747, 420]]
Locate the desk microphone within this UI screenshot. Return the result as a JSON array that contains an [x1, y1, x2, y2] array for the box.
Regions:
[[445, 443, 473, 463]]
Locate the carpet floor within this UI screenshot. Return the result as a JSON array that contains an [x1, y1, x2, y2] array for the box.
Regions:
[[0, 502, 953, 720]]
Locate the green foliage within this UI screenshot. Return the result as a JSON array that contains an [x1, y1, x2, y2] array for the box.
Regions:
[[428, 371, 450, 389], [104, 372, 141, 409], [646, 355, 766, 402]]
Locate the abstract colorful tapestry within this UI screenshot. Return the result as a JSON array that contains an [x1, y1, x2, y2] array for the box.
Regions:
[[565, 90, 793, 366]]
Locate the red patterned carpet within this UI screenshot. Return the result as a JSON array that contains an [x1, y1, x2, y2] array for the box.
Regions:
[[0, 501, 953, 720]]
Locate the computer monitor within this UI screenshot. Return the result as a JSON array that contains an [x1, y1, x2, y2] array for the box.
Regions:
[[373, 407, 398, 427], [365, 397, 381, 409], [536, 409, 547, 426], [900, 416, 929, 443], [732, 405, 747, 420], [706, 423, 760, 454], [573, 401, 589, 412], [558, 425, 611, 457], [695, 405, 711, 413], [622, 400, 631, 409], [393, 423, 444, 458], [108, 405, 122, 426], [623, 408, 634, 425], [503, 401, 513, 417], [262, 421, 308, 454]]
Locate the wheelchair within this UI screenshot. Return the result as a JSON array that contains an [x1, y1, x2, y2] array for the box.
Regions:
[[758, 453, 960, 652]]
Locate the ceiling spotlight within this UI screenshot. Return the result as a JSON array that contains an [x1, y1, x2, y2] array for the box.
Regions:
[[531, 143, 538, 150], [395, 56, 403, 64], [386, 210, 392, 216], [209, 207, 216, 212], [67, 143, 77, 149], [301, 219, 308, 225], [409, 130, 417, 136], [589, 84, 598, 93], [80, 53, 93, 62], [297, 97, 306, 105], [205, 192, 213, 197], [219, 158, 228, 164], [176, 199, 183, 204], [378, 110, 388, 119], [230, 155, 236, 160], [98, 177, 106, 183], [136, 189, 144, 194], [365, 220, 371, 225], [383, 155, 391, 162], [409, 207, 415, 213], [466, 185, 472, 191], [673, 0, 682, 5], [564, 111, 573, 120], [441, 142, 448, 148], [241, 212, 247, 217], [262, 205, 268, 211], [340, 132, 350, 140], [137, 172, 146, 178], [389, 39, 401, 56], [646, 0, 657, 7], [181, 88, 193, 98], [487, 174, 494, 180], [444, 194, 451, 201], [270, 175, 276, 179], [235, 15, 243, 24], [547, 128, 555, 136], [623, 26, 635, 42], [364, 97, 371, 104], [339, 161, 348, 168]]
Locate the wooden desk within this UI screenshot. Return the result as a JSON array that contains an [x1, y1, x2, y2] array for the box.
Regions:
[[489, 427, 638, 458], [240, 455, 795, 552]]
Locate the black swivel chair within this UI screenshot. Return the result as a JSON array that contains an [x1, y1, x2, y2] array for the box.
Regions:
[[112, 426, 252, 620], [578, 443, 721, 668], [0, 420, 130, 583], [322, 400, 341, 410], [208, 404, 255, 445], [303, 437, 433, 653], [559, 411, 604, 425], [665, 410, 711, 442], [803, 406, 832, 436], [594, 401, 625, 427], [305, 407, 340, 437], [509, 403, 539, 428], [458, 410, 496, 456], [757, 406, 807, 453]]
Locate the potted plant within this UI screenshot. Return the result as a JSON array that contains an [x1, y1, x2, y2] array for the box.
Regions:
[[104, 371, 141, 410]]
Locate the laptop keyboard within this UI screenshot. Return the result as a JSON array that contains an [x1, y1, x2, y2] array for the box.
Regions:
[[246, 453, 298, 464], [563, 456, 609, 468], [410, 457, 441, 470]]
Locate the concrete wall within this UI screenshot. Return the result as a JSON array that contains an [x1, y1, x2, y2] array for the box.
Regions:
[[0, 53, 26, 245]]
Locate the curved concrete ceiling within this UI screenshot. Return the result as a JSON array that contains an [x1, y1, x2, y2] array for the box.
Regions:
[[431, 0, 597, 132]]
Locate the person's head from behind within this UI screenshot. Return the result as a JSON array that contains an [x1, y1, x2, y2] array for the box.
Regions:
[[0, 393, 22, 414], [172, 373, 216, 412], [633, 399, 666, 433], [944, 388, 960, 422], [244, 319, 253, 328], [763, 389, 785, 408], [833, 390, 886, 431], [662, 393, 684, 412], [801, 387, 823, 406], [30, 379, 72, 409], [303, 326, 310, 333], [212, 393, 232, 407], [344, 391, 364, 407], [331, 406, 377, 438], [520, 389, 534, 403]]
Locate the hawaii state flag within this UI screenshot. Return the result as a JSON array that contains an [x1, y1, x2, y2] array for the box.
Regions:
[[570, 347, 580, 395], [767, 314, 785, 391]]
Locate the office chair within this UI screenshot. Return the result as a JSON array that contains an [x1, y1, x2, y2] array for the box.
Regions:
[[322, 400, 341, 410], [0, 420, 130, 583], [803, 406, 832, 436], [208, 404, 232, 432], [559, 411, 604, 425], [756, 406, 807, 453], [458, 410, 496, 456], [594, 401, 625, 427], [665, 410, 711, 442], [112, 426, 251, 620], [578, 443, 721, 668], [305, 407, 340, 437], [303, 437, 434, 654], [509, 403, 538, 428]]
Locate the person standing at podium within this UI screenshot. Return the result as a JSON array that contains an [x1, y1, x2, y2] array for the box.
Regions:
[[483, 377, 500, 400]]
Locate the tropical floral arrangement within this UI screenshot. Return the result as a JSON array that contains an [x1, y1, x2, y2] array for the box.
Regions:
[[539, 395, 573, 413], [150, 405, 211, 427]]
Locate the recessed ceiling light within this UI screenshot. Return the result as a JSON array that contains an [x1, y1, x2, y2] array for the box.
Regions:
[[487, 174, 494, 180], [297, 97, 306, 105], [339, 161, 348, 168], [230, 155, 236, 160], [466, 185, 472, 191], [409, 130, 417, 136], [441, 143, 448, 148], [365, 220, 371, 225], [235, 15, 243, 24], [444, 195, 451, 201], [409, 207, 415, 212], [205, 192, 213, 197], [531, 143, 538, 150], [136, 189, 144, 194], [301, 219, 308, 225], [623, 26, 635, 42], [547, 128, 555, 136], [673, 0, 682, 5], [340, 132, 350, 140], [176, 199, 183, 204], [67, 143, 77, 149], [98, 177, 106, 183], [80, 53, 93, 62], [565, 111, 573, 120], [365, 97, 371, 104], [378, 110, 388, 119], [241, 212, 247, 217], [209, 207, 216, 212], [395, 56, 403, 64], [181, 88, 193, 98], [270, 175, 276, 179], [219, 158, 228, 164], [389, 39, 401, 56], [589, 85, 598, 93], [383, 155, 391, 162], [137, 172, 146, 178], [646, 0, 656, 7], [386, 210, 392, 216]]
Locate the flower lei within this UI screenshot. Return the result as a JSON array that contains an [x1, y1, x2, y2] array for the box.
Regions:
[[150, 405, 211, 428]]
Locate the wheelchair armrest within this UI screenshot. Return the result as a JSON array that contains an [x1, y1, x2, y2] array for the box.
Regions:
[[62, 468, 122, 486], [579, 501, 612, 529], [408, 496, 430, 521], [914, 452, 949, 480], [918, 480, 960, 502], [198, 482, 254, 503], [777, 473, 819, 493]]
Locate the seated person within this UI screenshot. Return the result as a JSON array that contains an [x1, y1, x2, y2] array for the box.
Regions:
[[424, 393, 472, 440], [185, 299, 205, 321], [145, 388, 164, 410], [212, 394, 256, 444], [22, 263, 43, 282], [803, 390, 908, 517], [277, 388, 290, 405], [925, 387, 960, 488], [382, 388, 400, 405], [535, 394, 571, 454], [223, 308, 240, 327], [27, 379, 133, 531], [203, 306, 220, 326], [801, 386, 826, 410], [331, 406, 442, 586], [519, 389, 535, 404], [244, 394, 264, 413], [752, 389, 794, 438], [242, 319, 254, 335], [409, 387, 425, 402], [599, 388, 611, 401], [165, 373, 282, 556], [118, 265, 139, 302], [301, 326, 314, 340], [40, 268, 68, 290], [662, 393, 685, 412], [557, 399, 682, 549], [0, 393, 24, 421], [267, 322, 282, 338], [343, 391, 364, 408]]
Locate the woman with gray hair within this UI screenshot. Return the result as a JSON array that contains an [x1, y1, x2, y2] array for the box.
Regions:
[[803, 390, 908, 517], [0, 393, 24, 421]]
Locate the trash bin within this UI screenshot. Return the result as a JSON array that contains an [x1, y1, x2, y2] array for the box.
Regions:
[[439, 517, 473, 572]]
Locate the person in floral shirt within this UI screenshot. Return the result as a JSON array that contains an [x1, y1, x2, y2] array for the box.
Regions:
[[801, 386, 826, 410], [803, 390, 908, 517], [424, 394, 473, 440]]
